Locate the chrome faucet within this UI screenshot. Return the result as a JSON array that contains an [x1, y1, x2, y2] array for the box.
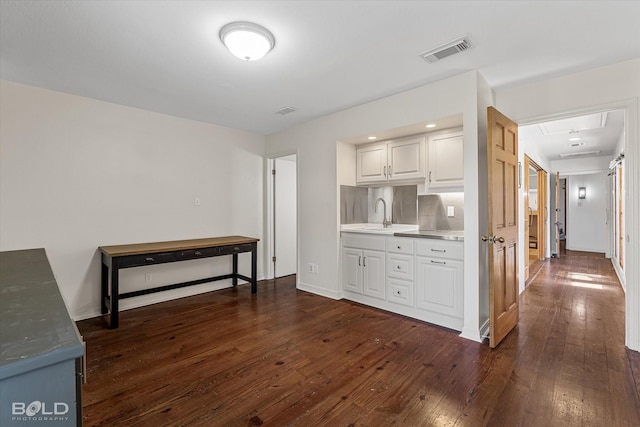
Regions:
[[375, 197, 392, 228]]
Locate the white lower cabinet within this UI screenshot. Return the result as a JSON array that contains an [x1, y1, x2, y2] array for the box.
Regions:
[[342, 235, 386, 300], [415, 256, 463, 318], [341, 232, 463, 331]]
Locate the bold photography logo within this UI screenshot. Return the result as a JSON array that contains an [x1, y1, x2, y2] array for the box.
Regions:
[[11, 400, 69, 422]]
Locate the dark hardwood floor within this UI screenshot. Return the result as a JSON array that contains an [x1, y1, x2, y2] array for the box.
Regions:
[[78, 252, 640, 426]]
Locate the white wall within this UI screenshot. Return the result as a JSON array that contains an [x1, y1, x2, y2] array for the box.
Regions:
[[495, 59, 640, 351], [551, 155, 611, 176], [565, 173, 607, 253], [266, 71, 485, 342], [0, 80, 265, 320]]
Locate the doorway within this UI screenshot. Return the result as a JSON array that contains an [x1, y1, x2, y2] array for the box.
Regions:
[[270, 155, 297, 279], [523, 155, 548, 281]]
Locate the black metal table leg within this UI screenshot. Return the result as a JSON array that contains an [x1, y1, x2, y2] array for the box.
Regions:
[[110, 259, 119, 329], [232, 253, 238, 287], [251, 242, 257, 294], [101, 260, 108, 315]]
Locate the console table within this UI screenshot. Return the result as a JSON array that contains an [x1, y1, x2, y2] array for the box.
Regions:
[[99, 236, 259, 329]]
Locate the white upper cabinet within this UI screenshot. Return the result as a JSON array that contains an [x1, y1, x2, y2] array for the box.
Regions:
[[427, 129, 464, 189], [356, 143, 387, 183], [356, 135, 425, 185]]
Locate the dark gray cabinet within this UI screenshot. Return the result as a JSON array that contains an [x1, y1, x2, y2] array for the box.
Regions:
[[0, 249, 84, 426]]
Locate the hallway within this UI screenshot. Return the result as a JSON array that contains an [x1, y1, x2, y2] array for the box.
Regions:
[[507, 250, 640, 425]]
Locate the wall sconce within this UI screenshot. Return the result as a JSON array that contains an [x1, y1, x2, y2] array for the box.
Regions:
[[578, 186, 587, 200]]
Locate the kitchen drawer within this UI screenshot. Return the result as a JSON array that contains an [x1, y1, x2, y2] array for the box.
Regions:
[[386, 253, 414, 281], [342, 234, 386, 251], [219, 243, 254, 255], [386, 237, 414, 254], [175, 247, 219, 260], [387, 277, 414, 307], [119, 252, 175, 268], [416, 240, 463, 260]]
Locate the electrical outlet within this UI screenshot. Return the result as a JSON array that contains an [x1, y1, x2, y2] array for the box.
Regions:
[[308, 263, 314, 273], [447, 206, 455, 217], [194, 197, 201, 206], [145, 273, 152, 282]]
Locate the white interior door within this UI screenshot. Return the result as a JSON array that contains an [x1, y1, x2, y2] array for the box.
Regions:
[[274, 155, 297, 278]]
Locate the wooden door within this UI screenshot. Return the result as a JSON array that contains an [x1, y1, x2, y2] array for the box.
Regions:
[[619, 166, 624, 268], [538, 170, 548, 260], [555, 172, 561, 258], [487, 107, 519, 348], [523, 157, 531, 280]]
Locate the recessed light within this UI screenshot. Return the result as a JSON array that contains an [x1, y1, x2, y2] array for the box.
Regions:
[[568, 137, 582, 141], [568, 142, 585, 148], [425, 124, 436, 128], [368, 136, 377, 140]]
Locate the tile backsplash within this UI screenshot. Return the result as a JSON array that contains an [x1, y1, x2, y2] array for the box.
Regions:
[[340, 185, 368, 224], [418, 193, 464, 230], [340, 185, 462, 230]]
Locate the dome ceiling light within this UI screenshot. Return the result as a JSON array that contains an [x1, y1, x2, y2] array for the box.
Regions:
[[219, 21, 275, 61]]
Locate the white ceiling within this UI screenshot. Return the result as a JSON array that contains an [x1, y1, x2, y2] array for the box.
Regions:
[[519, 110, 625, 161], [1, 1, 639, 139]]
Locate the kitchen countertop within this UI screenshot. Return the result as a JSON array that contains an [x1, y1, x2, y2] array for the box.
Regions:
[[340, 223, 419, 235], [341, 224, 464, 241], [393, 229, 464, 241]]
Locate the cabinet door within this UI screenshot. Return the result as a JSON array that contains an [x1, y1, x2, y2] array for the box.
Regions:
[[356, 143, 387, 184], [362, 250, 385, 299], [416, 256, 463, 318], [388, 136, 426, 181], [343, 248, 363, 294], [428, 131, 464, 188]]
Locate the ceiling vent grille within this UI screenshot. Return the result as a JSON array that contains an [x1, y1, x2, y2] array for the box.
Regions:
[[419, 37, 472, 63], [274, 106, 297, 116], [558, 150, 601, 158]]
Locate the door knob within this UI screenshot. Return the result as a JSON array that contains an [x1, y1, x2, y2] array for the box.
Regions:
[[481, 235, 505, 243]]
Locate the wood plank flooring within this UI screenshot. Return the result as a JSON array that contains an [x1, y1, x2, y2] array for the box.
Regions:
[[77, 252, 640, 426]]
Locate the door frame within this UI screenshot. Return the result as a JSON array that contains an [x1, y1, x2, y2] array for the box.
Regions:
[[512, 99, 637, 351], [266, 152, 299, 280]]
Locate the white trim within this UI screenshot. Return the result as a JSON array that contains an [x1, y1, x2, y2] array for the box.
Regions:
[[479, 318, 490, 340], [297, 280, 342, 300], [265, 151, 300, 281]]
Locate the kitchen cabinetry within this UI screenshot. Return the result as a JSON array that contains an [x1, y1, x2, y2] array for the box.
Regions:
[[342, 234, 386, 299], [427, 129, 464, 189], [415, 239, 464, 319], [356, 135, 425, 185], [386, 237, 415, 307], [341, 231, 464, 331]]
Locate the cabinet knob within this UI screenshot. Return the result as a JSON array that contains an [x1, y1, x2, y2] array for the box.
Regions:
[[396, 265, 401, 270], [397, 245, 401, 249]]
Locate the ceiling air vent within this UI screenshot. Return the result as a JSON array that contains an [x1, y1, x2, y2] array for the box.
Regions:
[[420, 37, 472, 63], [274, 106, 297, 116], [559, 150, 601, 158]]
